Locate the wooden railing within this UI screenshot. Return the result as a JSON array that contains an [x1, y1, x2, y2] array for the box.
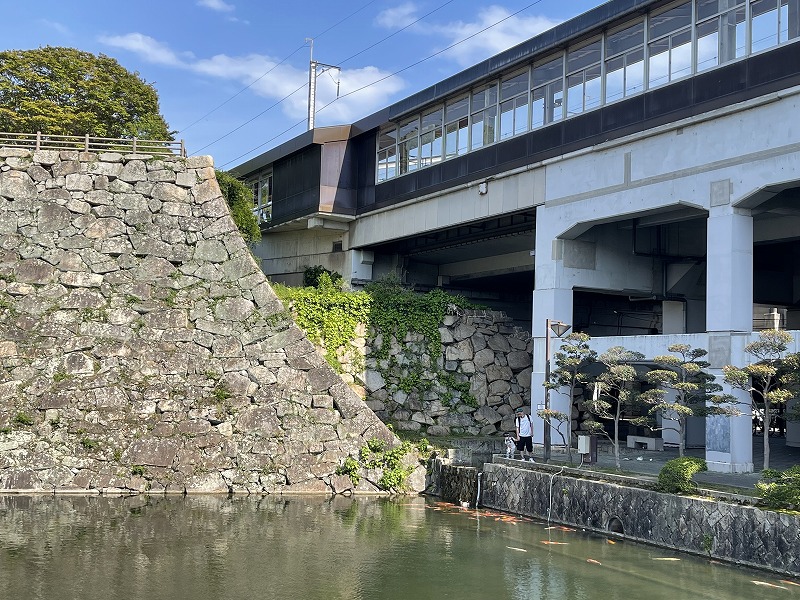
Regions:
[[0, 131, 185, 157]]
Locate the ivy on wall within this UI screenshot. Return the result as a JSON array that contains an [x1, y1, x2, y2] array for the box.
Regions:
[[273, 271, 479, 408]]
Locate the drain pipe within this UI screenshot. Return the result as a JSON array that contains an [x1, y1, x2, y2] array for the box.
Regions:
[[475, 472, 483, 508]]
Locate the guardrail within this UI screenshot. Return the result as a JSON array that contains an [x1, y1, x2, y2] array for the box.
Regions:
[[0, 131, 186, 157]]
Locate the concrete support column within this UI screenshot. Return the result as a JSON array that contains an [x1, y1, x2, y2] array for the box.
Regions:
[[706, 206, 752, 333], [705, 206, 754, 472]]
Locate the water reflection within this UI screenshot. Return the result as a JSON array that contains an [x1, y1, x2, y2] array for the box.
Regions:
[[0, 495, 794, 600]]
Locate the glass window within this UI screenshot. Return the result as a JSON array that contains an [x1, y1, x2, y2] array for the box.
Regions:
[[532, 55, 564, 128], [566, 40, 601, 117], [696, 6, 746, 71], [445, 95, 469, 158], [377, 128, 397, 182], [500, 70, 529, 140], [398, 117, 420, 175], [648, 2, 693, 88], [470, 84, 498, 150], [752, 0, 800, 52], [605, 22, 645, 103], [419, 107, 443, 167], [249, 171, 272, 222]]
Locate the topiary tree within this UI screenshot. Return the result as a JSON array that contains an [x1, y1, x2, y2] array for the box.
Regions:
[[723, 329, 800, 470], [215, 170, 261, 244], [0, 47, 171, 139], [542, 332, 596, 465], [658, 456, 707, 494], [584, 346, 644, 470], [637, 344, 738, 457]]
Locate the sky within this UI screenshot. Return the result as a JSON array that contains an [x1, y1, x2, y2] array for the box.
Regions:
[[2, 0, 604, 170]]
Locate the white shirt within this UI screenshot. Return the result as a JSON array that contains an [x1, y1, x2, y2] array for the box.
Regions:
[[516, 414, 532, 437]]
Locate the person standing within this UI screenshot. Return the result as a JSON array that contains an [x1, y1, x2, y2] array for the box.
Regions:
[[514, 407, 534, 462]]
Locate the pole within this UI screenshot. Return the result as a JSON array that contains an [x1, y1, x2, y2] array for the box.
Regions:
[[544, 318, 552, 462], [306, 38, 315, 131]]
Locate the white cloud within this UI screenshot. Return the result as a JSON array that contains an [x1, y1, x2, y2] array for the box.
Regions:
[[100, 34, 406, 126], [98, 33, 186, 67], [375, 3, 418, 29], [197, 0, 235, 12], [429, 5, 561, 67], [39, 19, 71, 36]]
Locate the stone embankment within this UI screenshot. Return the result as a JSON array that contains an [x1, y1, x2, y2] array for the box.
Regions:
[[342, 310, 533, 436], [0, 148, 424, 494], [437, 460, 800, 576]]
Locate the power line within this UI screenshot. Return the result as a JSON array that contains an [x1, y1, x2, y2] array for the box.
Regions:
[[177, 0, 380, 134], [217, 0, 547, 166]]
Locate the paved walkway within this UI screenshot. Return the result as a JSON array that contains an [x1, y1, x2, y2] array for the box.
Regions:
[[529, 435, 800, 491]]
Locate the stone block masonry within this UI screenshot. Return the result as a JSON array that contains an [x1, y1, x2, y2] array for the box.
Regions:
[[0, 149, 424, 494], [473, 463, 800, 576]]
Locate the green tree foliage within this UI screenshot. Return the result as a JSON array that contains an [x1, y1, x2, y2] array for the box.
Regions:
[[215, 170, 261, 243], [658, 456, 707, 494], [723, 329, 800, 470], [543, 332, 597, 465], [638, 344, 738, 457], [303, 265, 342, 288], [584, 346, 644, 469], [0, 47, 171, 139], [756, 465, 800, 509]]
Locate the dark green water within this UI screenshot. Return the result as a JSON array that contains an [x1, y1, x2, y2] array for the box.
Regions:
[[0, 495, 795, 600]]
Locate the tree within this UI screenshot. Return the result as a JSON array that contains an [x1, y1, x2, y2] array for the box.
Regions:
[[638, 344, 738, 457], [0, 47, 171, 140], [215, 170, 262, 244], [723, 329, 800, 470], [542, 332, 596, 465], [584, 346, 644, 470]]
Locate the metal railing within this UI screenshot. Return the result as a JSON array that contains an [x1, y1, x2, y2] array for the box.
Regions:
[[0, 131, 186, 157]]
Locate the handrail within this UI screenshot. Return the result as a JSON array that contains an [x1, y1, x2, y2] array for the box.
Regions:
[[0, 131, 186, 157]]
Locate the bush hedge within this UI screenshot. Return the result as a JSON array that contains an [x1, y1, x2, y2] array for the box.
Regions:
[[756, 465, 800, 509], [658, 456, 707, 493]]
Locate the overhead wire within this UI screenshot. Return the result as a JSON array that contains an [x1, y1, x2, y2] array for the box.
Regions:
[[177, 0, 380, 135], [216, 0, 548, 167]]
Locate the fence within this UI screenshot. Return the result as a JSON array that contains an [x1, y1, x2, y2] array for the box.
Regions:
[[0, 131, 185, 157]]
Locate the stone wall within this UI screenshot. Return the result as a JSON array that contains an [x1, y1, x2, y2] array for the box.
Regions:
[[358, 309, 533, 436], [0, 148, 424, 494], [462, 462, 800, 576]]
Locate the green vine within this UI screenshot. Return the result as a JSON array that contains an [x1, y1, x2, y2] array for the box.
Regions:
[[273, 273, 371, 372], [337, 438, 414, 492]]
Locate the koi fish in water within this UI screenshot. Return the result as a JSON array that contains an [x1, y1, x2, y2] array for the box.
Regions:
[[752, 581, 787, 590], [586, 559, 602, 565], [506, 547, 528, 552], [540, 541, 569, 545]]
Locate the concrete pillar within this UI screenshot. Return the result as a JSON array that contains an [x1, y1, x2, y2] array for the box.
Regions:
[[706, 206, 752, 333], [704, 207, 754, 472]]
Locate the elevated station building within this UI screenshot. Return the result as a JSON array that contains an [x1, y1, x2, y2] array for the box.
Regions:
[[234, 0, 800, 472]]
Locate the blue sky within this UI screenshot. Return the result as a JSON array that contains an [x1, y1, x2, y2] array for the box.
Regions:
[[3, 0, 602, 169]]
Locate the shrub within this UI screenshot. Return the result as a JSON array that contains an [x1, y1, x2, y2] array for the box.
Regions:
[[658, 456, 707, 493], [303, 265, 342, 289], [756, 465, 800, 509]]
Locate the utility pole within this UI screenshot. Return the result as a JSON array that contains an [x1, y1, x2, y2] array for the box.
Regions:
[[305, 38, 340, 131]]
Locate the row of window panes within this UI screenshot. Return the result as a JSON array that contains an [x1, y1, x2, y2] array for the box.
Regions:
[[376, 0, 800, 182], [247, 171, 273, 223]]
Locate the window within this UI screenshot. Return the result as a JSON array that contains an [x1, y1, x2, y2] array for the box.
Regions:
[[532, 55, 564, 128], [377, 128, 397, 182], [249, 171, 272, 223], [470, 84, 498, 150], [499, 70, 530, 140], [419, 107, 443, 167], [605, 21, 645, 102], [751, 0, 800, 52], [398, 117, 420, 175], [566, 39, 602, 116], [648, 2, 693, 89], [445, 95, 470, 159], [696, 0, 746, 71]]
